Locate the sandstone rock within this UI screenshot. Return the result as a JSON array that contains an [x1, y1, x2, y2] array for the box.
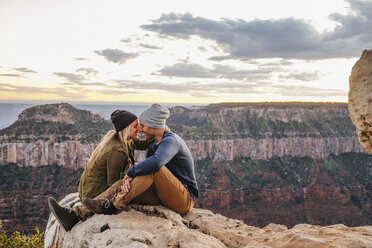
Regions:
[[46, 193, 372, 248], [349, 49, 372, 154], [0, 102, 367, 168], [0, 136, 364, 168], [0, 140, 95, 168]]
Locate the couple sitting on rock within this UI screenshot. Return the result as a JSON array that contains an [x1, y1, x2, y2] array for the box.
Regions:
[[48, 103, 198, 232]]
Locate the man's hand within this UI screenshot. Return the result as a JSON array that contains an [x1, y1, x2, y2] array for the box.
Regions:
[[121, 175, 134, 193]]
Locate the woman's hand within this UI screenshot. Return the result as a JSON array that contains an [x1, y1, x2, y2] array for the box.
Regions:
[[121, 175, 134, 193]]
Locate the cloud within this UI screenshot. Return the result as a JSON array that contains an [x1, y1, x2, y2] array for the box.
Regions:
[[326, 0, 372, 40], [208, 55, 234, 61], [121, 38, 131, 43], [155, 62, 279, 80], [12, 67, 37, 73], [139, 43, 162, 49], [0, 83, 56, 94], [61, 82, 106, 86], [54, 72, 86, 84], [156, 63, 214, 78], [74, 57, 90, 61], [279, 71, 321, 81], [113, 79, 345, 98], [54, 71, 106, 86], [76, 67, 99, 76], [141, 1, 372, 60], [0, 74, 24, 77], [114, 79, 263, 95], [94, 49, 138, 64], [0, 83, 89, 100], [274, 85, 347, 97], [97, 89, 139, 95]]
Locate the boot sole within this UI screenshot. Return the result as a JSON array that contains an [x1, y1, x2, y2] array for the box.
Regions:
[[48, 198, 72, 232]]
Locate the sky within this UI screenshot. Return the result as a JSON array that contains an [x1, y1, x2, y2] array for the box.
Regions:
[[0, 0, 371, 104]]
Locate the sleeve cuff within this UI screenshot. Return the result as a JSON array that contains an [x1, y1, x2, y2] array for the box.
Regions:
[[127, 166, 135, 178]]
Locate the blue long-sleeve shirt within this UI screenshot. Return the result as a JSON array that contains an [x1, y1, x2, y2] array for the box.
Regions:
[[126, 130, 198, 201]]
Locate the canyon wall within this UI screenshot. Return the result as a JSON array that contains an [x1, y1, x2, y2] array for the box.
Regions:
[[0, 102, 371, 234], [0, 102, 366, 168]]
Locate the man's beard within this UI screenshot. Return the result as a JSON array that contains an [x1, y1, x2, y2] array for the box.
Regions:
[[141, 132, 154, 140], [145, 133, 155, 139]]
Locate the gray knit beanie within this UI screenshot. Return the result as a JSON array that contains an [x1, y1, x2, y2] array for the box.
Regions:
[[139, 104, 170, 129]]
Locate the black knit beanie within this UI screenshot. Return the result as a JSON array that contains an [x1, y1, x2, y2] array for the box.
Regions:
[[110, 110, 137, 132]]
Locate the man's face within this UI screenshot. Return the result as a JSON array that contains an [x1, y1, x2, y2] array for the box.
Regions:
[[138, 121, 154, 139], [129, 119, 139, 139]]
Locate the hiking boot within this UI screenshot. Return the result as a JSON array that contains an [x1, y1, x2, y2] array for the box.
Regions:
[[48, 197, 81, 232], [83, 197, 118, 215]]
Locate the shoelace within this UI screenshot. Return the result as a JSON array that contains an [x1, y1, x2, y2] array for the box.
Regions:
[[101, 199, 111, 209], [67, 206, 73, 213]]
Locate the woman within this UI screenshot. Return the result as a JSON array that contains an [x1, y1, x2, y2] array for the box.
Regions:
[[78, 109, 150, 201]]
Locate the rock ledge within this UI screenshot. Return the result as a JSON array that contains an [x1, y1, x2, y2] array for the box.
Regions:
[[45, 194, 372, 248]]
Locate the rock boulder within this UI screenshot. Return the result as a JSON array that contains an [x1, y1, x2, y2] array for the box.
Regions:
[[349, 49, 372, 154], [45, 193, 372, 248]]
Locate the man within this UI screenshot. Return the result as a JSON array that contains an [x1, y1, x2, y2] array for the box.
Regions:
[[48, 103, 198, 232]]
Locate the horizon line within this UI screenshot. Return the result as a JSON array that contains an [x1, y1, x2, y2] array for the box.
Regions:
[[0, 99, 348, 105]]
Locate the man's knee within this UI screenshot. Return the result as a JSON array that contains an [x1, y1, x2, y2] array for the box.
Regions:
[[130, 174, 155, 189], [153, 166, 171, 179]]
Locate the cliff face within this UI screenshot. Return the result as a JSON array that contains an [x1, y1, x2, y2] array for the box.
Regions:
[[0, 164, 82, 234], [349, 49, 372, 154], [0, 102, 371, 234], [170, 103, 372, 228], [195, 153, 372, 228], [0, 102, 365, 168], [45, 194, 372, 248], [0, 103, 110, 169], [0, 139, 95, 168], [168, 102, 365, 161], [186, 136, 364, 161]]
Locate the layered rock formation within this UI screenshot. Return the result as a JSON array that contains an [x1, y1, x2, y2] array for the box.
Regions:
[[349, 49, 372, 154], [0, 164, 82, 234], [195, 153, 372, 228], [1, 102, 371, 234], [46, 194, 372, 248], [168, 102, 365, 161], [0, 102, 365, 167], [0, 103, 110, 168]]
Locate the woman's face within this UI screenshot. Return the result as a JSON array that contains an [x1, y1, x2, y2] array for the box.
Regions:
[[129, 119, 139, 139]]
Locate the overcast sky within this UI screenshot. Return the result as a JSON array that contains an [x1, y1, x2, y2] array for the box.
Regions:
[[0, 0, 371, 103]]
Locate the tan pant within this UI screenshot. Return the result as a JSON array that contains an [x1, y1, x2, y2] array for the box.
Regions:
[[75, 166, 194, 220], [74, 179, 122, 220]]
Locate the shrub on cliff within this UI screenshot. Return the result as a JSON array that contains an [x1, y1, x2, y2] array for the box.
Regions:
[[0, 220, 44, 248]]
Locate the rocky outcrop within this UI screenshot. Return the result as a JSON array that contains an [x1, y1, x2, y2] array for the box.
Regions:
[[0, 102, 366, 167], [186, 137, 364, 161], [194, 153, 372, 228], [0, 103, 111, 168], [1, 136, 363, 168], [0, 139, 95, 168], [349, 49, 372, 154], [0, 103, 112, 144], [0, 164, 82, 234], [46, 194, 372, 248], [1, 102, 371, 234], [169, 102, 366, 161]]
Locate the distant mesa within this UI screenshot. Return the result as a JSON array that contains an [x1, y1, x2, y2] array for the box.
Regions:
[[17, 103, 101, 124], [349, 49, 372, 154], [0, 103, 111, 142]]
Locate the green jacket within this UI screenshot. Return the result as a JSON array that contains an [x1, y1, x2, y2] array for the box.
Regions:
[[78, 139, 150, 201]]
